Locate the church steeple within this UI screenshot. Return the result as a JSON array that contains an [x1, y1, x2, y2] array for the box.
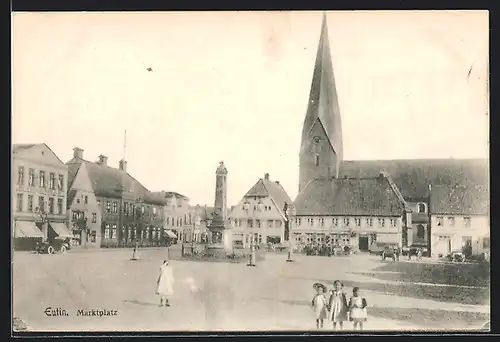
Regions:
[[299, 13, 344, 192]]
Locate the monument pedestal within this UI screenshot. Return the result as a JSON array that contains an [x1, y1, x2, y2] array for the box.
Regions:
[[205, 224, 233, 258]]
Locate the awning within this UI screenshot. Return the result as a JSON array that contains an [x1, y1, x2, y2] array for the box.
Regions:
[[49, 222, 73, 238], [14, 221, 43, 238], [165, 230, 177, 238]]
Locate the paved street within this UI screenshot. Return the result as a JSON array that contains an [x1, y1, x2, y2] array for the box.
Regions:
[[13, 248, 490, 332]]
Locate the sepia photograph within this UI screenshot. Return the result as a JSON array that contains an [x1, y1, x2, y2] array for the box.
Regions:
[[11, 10, 489, 333]]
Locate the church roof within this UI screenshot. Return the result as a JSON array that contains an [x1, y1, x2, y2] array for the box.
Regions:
[[244, 176, 293, 214], [294, 175, 407, 216], [339, 158, 488, 200], [66, 157, 166, 205], [301, 13, 343, 160], [430, 184, 489, 216]]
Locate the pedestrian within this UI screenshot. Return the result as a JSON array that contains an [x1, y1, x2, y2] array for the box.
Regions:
[[311, 283, 328, 329], [155, 260, 174, 307], [348, 287, 368, 330], [328, 280, 349, 330]]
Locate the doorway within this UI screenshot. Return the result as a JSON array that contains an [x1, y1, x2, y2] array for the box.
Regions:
[[359, 236, 369, 251]]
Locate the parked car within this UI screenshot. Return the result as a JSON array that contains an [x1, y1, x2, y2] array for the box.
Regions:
[[35, 237, 71, 255]]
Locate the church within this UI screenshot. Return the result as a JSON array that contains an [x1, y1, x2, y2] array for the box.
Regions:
[[290, 14, 489, 257]]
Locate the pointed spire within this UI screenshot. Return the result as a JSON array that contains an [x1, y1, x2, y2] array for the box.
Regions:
[[301, 13, 343, 159], [299, 13, 344, 191]]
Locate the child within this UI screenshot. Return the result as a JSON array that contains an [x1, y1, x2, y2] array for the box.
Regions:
[[348, 287, 368, 330], [328, 280, 349, 330], [311, 283, 328, 329]]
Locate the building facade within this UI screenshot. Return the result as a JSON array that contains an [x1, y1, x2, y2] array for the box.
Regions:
[[66, 147, 166, 248], [155, 191, 194, 243], [67, 162, 102, 248], [229, 173, 292, 247], [291, 173, 410, 251], [293, 15, 488, 254], [429, 184, 489, 258], [12, 144, 70, 250]]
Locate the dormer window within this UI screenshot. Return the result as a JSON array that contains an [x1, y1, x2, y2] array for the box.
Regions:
[[315, 154, 320, 166], [417, 203, 427, 213]]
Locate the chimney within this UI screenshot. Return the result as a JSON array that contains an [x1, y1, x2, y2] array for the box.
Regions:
[[275, 181, 280, 185], [119, 159, 127, 172], [98, 155, 108, 166], [73, 147, 83, 159], [264, 173, 270, 180]]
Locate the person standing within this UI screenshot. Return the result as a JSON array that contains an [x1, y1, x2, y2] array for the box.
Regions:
[[311, 283, 328, 329], [348, 287, 368, 330], [328, 280, 348, 330], [155, 260, 174, 307]]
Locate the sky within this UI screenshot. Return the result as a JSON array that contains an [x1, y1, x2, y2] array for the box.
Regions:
[[12, 11, 489, 206]]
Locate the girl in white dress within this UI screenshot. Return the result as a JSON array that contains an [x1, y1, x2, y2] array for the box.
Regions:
[[348, 287, 368, 330], [328, 280, 349, 330], [155, 260, 174, 307], [311, 283, 328, 329]]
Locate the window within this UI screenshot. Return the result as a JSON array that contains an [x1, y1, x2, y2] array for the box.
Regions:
[[436, 217, 444, 226], [483, 237, 490, 249], [141, 206, 145, 214], [39, 171, 45, 188], [463, 217, 471, 228], [296, 218, 302, 226], [275, 220, 282, 228], [378, 218, 385, 227], [57, 198, 63, 215], [16, 194, 23, 212], [256, 219, 261, 228], [343, 218, 350, 227], [18, 166, 25, 185], [447, 217, 455, 226], [124, 203, 129, 216], [90, 231, 96, 243], [248, 219, 253, 228], [92, 213, 97, 223], [49, 173, 56, 190], [267, 220, 273, 228], [390, 219, 397, 228], [27, 195, 34, 212], [97, 200, 101, 207], [417, 224, 425, 239], [308, 218, 314, 226], [112, 224, 117, 239], [130, 204, 135, 216], [104, 224, 110, 239], [315, 154, 320, 166], [58, 175, 64, 190], [333, 218, 339, 226], [48, 197, 54, 214], [38, 196, 45, 212], [153, 207, 157, 216], [417, 203, 426, 213], [84, 196, 88, 204], [319, 218, 325, 227], [106, 201, 111, 213], [113, 202, 118, 213], [28, 168, 35, 186], [355, 218, 361, 227], [366, 218, 373, 227]]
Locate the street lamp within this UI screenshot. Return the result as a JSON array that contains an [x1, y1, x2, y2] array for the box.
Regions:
[[245, 199, 264, 267], [286, 205, 296, 262]]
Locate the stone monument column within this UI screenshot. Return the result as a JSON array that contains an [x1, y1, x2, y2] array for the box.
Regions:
[[207, 161, 233, 256]]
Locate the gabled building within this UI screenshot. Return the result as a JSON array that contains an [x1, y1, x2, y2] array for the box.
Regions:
[[293, 14, 489, 255], [429, 184, 489, 258], [292, 172, 410, 250], [229, 173, 292, 247], [12, 143, 70, 250], [152, 191, 192, 243], [66, 162, 102, 248], [66, 147, 166, 248]]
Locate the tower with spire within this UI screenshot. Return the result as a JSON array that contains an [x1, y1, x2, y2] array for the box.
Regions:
[[299, 13, 343, 192]]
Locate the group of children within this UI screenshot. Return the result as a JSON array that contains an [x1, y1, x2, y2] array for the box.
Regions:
[[312, 280, 367, 331]]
